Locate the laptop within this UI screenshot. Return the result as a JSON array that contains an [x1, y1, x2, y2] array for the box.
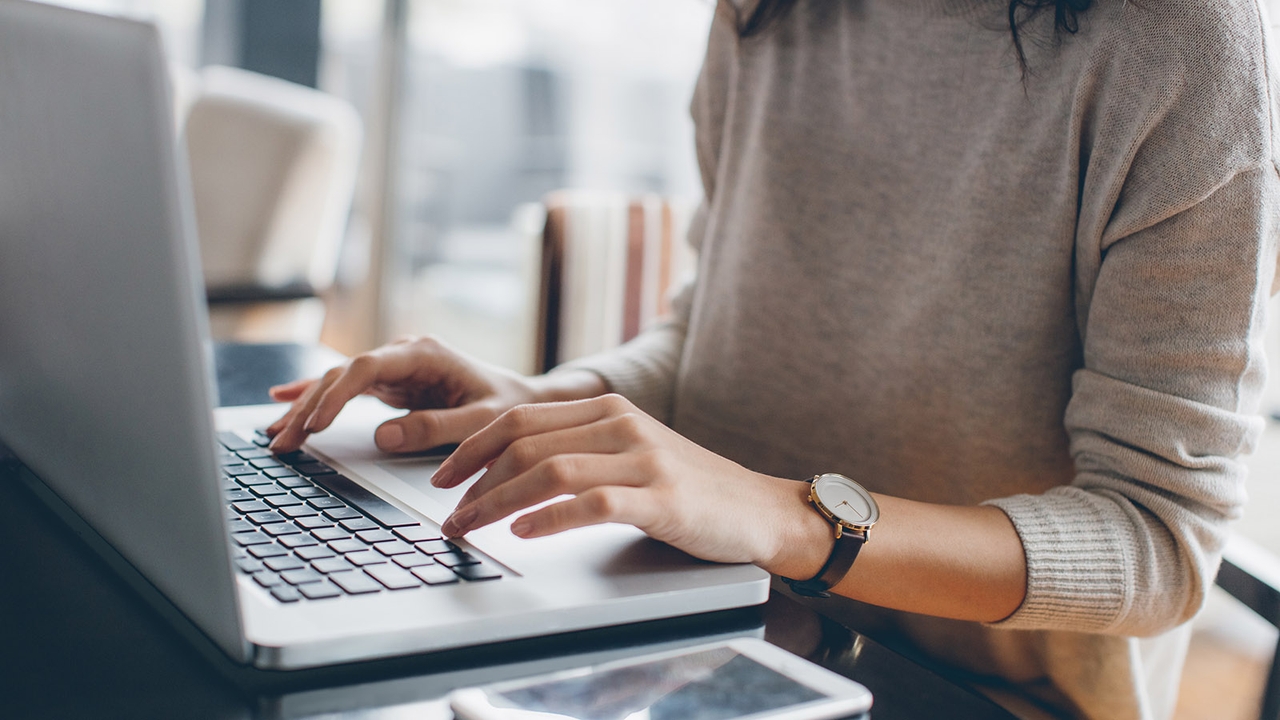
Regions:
[[0, 1, 769, 672]]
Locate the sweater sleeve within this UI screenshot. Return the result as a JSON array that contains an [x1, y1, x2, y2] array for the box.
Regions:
[[985, 0, 1280, 634]]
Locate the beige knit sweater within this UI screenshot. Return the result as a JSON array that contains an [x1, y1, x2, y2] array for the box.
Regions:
[[565, 0, 1280, 717]]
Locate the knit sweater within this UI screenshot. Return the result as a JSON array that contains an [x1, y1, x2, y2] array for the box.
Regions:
[[564, 0, 1280, 717]]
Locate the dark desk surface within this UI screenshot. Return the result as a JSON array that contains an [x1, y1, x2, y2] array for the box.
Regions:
[[0, 343, 1015, 720]]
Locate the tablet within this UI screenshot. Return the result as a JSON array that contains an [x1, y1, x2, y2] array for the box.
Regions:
[[449, 637, 872, 720]]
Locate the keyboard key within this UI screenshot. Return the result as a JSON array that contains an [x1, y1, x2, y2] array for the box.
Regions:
[[266, 494, 304, 508], [395, 525, 444, 543], [434, 551, 480, 568], [295, 462, 336, 476], [280, 533, 319, 549], [281, 568, 324, 586], [247, 511, 287, 525], [344, 550, 388, 567], [262, 523, 302, 537], [312, 498, 347, 511], [236, 448, 271, 460], [281, 504, 319, 518], [271, 585, 301, 603], [277, 476, 311, 489], [232, 531, 271, 546], [454, 563, 502, 582], [250, 483, 289, 497], [265, 467, 299, 479], [297, 516, 335, 530], [330, 571, 382, 595], [235, 558, 264, 574], [250, 458, 284, 470], [227, 519, 255, 534], [247, 543, 290, 559], [340, 518, 378, 532], [355, 529, 395, 544], [222, 464, 259, 476], [365, 565, 420, 590], [221, 479, 241, 491], [218, 431, 254, 451], [224, 489, 254, 502], [232, 500, 270, 514], [392, 553, 436, 569], [237, 474, 275, 486], [295, 545, 335, 560], [264, 556, 306, 572], [313, 527, 351, 542], [276, 450, 317, 466], [311, 474, 420, 527], [312, 557, 354, 574], [329, 538, 367, 554], [253, 571, 283, 588], [292, 486, 328, 498], [414, 540, 457, 555], [373, 540, 415, 557], [411, 565, 459, 585], [298, 581, 342, 600]]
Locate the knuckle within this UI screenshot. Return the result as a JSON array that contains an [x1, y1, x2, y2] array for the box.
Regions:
[[599, 393, 631, 414], [503, 404, 537, 432], [541, 455, 576, 491], [585, 488, 621, 518], [347, 354, 377, 375], [508, 436, 542, 469]]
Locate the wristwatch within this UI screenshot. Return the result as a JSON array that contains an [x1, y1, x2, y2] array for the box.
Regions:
[[783, 473, 879, 598]]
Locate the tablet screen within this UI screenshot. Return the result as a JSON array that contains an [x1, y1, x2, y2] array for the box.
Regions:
[[493, 646, 828, 720]]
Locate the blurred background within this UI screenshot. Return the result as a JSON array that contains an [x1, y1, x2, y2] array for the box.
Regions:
[[37, 0, 713, 372]]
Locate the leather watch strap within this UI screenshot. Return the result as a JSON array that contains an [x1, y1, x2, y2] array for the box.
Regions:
[[783, 529, 867, 598]]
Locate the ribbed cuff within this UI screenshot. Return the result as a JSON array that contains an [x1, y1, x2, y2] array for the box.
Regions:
[[983, 490, 1134, 632]]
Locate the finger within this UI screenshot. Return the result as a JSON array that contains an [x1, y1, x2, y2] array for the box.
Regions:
[[268, 378, 315, 403], [443, 453, 648, 537], [301, 346, 438, 434], [434, 395, 631, 488], [374, 404, 498, 453], [268, 368, 344, 452], [509, 486, 656, 539], [454, 421, 633, 507]]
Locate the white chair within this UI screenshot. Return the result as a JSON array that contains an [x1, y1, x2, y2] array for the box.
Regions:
[[178, 65, 362, 342]]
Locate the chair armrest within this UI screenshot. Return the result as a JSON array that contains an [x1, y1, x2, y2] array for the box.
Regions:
[[1218, 533, 1280, 628]]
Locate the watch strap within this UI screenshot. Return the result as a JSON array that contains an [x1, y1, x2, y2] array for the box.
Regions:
[[783, 528, 867, 598]]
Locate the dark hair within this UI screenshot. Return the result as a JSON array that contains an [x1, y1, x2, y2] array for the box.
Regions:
[[741, 0, 1094, 74]]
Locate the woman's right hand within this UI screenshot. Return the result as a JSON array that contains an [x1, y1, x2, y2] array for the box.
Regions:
[[264, 335, 603, 454]]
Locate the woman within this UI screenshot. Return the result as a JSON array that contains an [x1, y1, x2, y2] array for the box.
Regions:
[[269, 1, 1280, 717]]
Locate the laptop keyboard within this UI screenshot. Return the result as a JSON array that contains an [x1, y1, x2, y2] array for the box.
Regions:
[[218, 431, 502, 603]]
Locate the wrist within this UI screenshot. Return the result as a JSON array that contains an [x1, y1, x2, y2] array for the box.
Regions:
[[525, 369, 609, 404], [760, 477, 836, 580]]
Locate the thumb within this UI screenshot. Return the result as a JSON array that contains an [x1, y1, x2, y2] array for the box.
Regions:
[[375, 404, 498, 453]]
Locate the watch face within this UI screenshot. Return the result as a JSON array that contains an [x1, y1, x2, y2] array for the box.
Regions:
[[813, 474, 878, 526]]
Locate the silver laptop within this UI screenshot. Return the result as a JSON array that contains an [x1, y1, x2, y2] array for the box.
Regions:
[[0, 1, 768, 672]]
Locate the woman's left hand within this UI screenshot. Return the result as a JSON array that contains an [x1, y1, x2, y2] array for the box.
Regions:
[[430, 394, 825, 572]]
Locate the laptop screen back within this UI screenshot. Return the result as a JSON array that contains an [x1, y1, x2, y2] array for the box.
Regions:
[[0, 2, 245, 661]]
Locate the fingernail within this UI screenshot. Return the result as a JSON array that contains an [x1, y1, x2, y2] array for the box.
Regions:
[[431, 462, 453, 487], [442, 505, 477, 536], [375, 424, 404, 451], [510, 517, 533, 537]]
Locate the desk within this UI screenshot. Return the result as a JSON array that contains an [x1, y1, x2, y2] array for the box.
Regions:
[[0, 343, 1014, 720]]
